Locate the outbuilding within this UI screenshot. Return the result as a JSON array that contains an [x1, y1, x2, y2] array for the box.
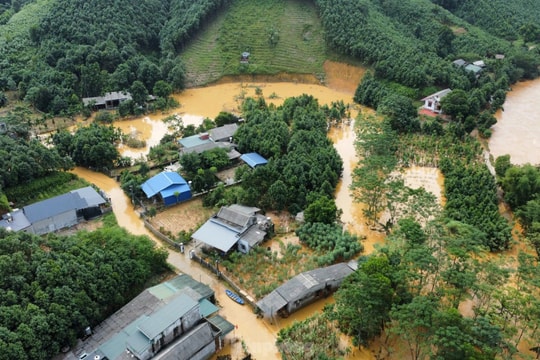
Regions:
[[257, 263, 355, 318], [141, 172, 192, 206], [239, 152, 268, 168]]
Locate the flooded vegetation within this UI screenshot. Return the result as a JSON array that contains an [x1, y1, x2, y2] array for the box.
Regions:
[[70, 66, 540, 360]]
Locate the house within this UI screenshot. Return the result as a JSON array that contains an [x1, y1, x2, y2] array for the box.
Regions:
[[141, 172, 192, 206], [83, 91, 132, 110], [452, 58, 467, 67], [0, 186, 107, 235], [240, 52, 250, 63], [179, 125, 241, 161], [257, 263, 355, 318], [421, 88, 452, 114], [191, 204, 273, 254], [208, 123, 238, 143], [465, 63, 483, 76], [472, 60, 485, 68], [239, 152, 268, 168], [71, 274, 233, 360]]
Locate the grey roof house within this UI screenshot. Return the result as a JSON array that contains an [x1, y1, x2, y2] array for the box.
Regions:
[[67, 274, 233, 360], [0, 186, 107, 235], [257, 263, 355, 318], [83, 91, 132, 110], [179, 124, 241, 160], [191, 204, 273, 254]]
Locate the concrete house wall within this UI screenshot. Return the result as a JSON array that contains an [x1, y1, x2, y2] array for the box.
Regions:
[[29, 209, 78, 235]]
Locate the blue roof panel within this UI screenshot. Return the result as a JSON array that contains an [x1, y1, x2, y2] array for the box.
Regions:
[[141, 172, 188, 198], [240, 152, 268, 168]]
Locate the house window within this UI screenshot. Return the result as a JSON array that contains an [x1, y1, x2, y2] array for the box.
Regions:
[[427, 101, 433, 108]]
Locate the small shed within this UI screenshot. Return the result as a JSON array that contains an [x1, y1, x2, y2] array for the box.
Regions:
[[141, 172, 192, 206], [257, 263, 355, 317], [240, 152, 268, 168], [452, 59, 467, 67], [240, 52, 250, 63], [465, 64, 483, 75]]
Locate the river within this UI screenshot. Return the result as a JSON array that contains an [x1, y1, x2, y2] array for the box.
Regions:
[[491, 78, 540, 166]]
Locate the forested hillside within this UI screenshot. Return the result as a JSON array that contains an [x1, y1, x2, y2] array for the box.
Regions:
[[433, 0, 540, 41], [0, 0, 539, 114], [0, 0, 228, 114]]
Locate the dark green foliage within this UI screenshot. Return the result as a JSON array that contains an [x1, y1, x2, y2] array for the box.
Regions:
[[329, 255, 396, 346], [494, 155, 511, 178], [52, 123, 120, 170], [0, 136, 74, 189], [303, 195, 339, 224], [443, 161, 512, 250], [500, 164, 540, 209], [214, 112, 238, 127], [296, 222, 363, 266], [0, 91, 6, 107], [235, 95, 342, 212], [0, 0, 225, 114], [0, 226, 168, 360]]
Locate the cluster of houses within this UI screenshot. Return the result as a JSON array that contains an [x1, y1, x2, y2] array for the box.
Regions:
[[62, 274, 234, 360], [0, 186, 108, 235]]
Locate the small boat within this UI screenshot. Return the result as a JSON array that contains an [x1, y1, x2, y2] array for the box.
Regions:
[[225, 289, 245, 305]]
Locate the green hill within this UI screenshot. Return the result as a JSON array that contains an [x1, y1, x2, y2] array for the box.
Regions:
[[180, 0, 334, 86], [0, 0, 539, 114]]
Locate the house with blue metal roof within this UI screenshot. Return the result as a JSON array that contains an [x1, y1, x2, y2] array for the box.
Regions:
[[141, 172, 192, 206], [0, 186, 107, 235], [240, 152, 268, 168]]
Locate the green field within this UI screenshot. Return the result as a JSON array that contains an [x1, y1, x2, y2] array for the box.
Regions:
[[180, 0, 337, 86]]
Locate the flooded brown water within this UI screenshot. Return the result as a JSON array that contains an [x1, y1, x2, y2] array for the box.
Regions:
[[491, 78, 540, 165]]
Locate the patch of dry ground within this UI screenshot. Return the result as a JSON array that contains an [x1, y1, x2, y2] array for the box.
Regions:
[[149, 197, 215, 235]]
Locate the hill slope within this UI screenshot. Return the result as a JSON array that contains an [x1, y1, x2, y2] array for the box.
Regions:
[[180, 0, 333, 87]]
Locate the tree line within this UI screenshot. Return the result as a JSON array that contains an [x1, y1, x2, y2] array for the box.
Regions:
[[0, 0, 229, 114]]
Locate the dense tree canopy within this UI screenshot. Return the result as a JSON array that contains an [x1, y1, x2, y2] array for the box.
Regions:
[[52, 123, 120, 170], [0, 225, 169, 360], [234, 94, 343, 214]]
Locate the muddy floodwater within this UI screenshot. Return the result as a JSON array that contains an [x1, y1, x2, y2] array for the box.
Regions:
[[491, 78, 540, 165]]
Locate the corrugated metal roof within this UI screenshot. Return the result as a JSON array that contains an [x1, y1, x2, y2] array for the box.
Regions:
[[157, 323, 214, 360], [160, 184, 191, 199], [240, 153, 268, 168], [23, 192, 82, 223], [216, 207, 251, 228], [137, 294, 198, 340], [240, 225, 266, 247], [178, 134, 211, 149], [199, 299, 219, 317], [0, 209, 31, 232], [97, 315, 149, 360], [256, 290, 288, 316], [207, 315, 235, 337], [191, 220, 239, 253], [166, 274, 214, 300], [141, 172, 188, 198], [209, 123, 238, 142], [71, 186, 107, 207], [421, 88, 452, 101], [83, 91, 132, 106], [227, 204, 260, 215], [257, 263, 354, 315]]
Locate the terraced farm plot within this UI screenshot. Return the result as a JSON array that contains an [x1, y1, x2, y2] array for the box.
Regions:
[[181, 0, 334, 86]]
